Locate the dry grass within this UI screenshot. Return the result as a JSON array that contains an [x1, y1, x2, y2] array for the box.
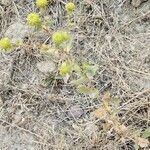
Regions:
[[0, 0, 150, 150]]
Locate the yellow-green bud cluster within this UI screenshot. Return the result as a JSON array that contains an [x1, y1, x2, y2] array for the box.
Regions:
[[59, 61, 72, 76], [27, 13, 41, 27], [52, 31, 70, 46], [65, 2, 75, 12], [36, 0, 48, 8], [0, 38, 12, 51]]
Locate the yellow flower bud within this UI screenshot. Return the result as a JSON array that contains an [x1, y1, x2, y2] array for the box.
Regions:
[[65, 2, 75, 12], [59, 62, 71, 76], [52, 31, 64, 46], [36, 0, 48, 8], [52, 31, 70, 46], [0, 38, 12, 51], [62, 32, 70, 41], [27, 13, 41, 27]]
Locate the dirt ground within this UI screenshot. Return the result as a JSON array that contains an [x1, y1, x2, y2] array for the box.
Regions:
[[0, 0, 150, 150]]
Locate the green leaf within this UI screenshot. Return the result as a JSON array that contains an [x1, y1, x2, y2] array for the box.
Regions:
[[77, 85, 99, 99], [132, 129, 142, 137], [70, 76, 88, 85], [63, 37, 73, 53], [102, 91, 111, 102], [73, 63, 82, 74], [77, 85, 91, 93], [111, 97, 121, 107], [82, 62, 98, 78], [142, 127, 150, 138], [134, 144, 139, 150], [89, 88, 99, 99]]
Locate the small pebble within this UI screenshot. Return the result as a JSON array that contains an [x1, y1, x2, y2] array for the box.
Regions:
[[68, 105, 83, 118], [0, 96, 3, 106], [5, 22, 30, 43], [37, 61, 56, 73], [132, 0, 148, 7]]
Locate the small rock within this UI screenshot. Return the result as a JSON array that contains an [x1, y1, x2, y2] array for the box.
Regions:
[[68, 105, 83, 118], [132, 0, 142, 7], [5, 22, 30, 43], [0, 97, 3, 106], [37, 61, 56, 73], [13, 114, 22, 124], [84, 123, 98, 136], [13, 110, 27, 126], [131, 0, 148, 7], [1, 0, 11, 5]]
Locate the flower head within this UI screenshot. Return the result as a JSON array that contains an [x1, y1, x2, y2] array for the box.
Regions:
[[65, 2, 75, 12], [62, 32, 70, 41], [0, 38, 12, 51], [27, 13, 41, 27], [59, 61, 72, 76], [36, 0, 48, 8], [52, 31, 70, 46], [52, 31, 64, 46]]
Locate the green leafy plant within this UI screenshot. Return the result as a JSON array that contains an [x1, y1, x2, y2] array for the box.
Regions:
[[142, 127, 150, 138], [0, 1, 99, 99]]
